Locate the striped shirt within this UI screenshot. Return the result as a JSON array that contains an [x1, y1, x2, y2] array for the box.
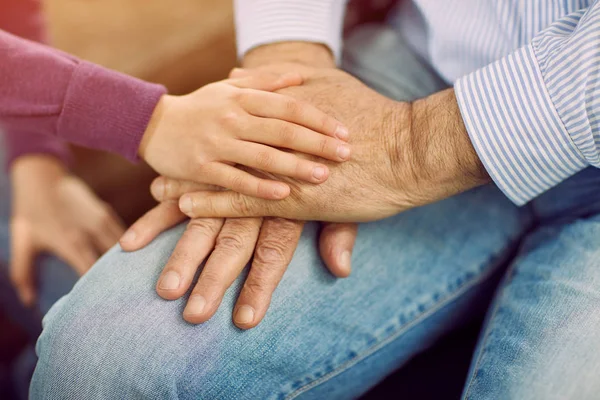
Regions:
[[235, 0, 600, 205]]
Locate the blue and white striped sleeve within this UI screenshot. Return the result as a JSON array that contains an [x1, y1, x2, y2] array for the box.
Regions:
[[455, 2, 600, 205], [234, 0, 348, 62]]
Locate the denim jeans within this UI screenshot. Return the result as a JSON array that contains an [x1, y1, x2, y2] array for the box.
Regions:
[[30, 24, 600, 400]]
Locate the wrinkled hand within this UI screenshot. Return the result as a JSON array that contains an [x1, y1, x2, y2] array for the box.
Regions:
[[171, 66, 488, 223], [119, 177, 356, 330], [171, 66, 410, 222], [10, 155, 126, 306]]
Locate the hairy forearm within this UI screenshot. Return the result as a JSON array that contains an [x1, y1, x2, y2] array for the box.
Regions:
[[396, 89, 490, 205], [242, 42, 336, 68]]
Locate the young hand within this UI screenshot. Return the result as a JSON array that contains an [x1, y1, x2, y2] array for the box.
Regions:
[[10, 155, 126, 306], [138, 72, 351, 200]]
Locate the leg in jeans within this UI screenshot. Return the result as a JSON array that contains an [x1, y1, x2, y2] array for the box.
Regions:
[[30, 25, 529, 399], [463, 167, 600, 400]]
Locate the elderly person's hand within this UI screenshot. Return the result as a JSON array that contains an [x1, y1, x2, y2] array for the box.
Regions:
[[162, 66, 490, 222], [119, 44, 360, 331], [120, 185, 356, 330]]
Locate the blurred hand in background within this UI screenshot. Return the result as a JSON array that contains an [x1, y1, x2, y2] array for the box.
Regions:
[[9, 155, 125, 306]]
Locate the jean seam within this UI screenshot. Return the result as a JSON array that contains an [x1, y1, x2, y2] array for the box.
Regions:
[[461, 262, 518, 400], [283, 257, 508, 400]]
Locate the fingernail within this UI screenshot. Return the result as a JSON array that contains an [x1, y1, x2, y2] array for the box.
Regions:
[[339, 250, 351, 272], [185, 295, 206, 315], [273, 184, 288, 199], [335, 125, 349, 140], [120, 230, 137, 243], [235, 305, 255, 325], [337, 144, 351, 160], [150, 179, 165, 200], [179, 195, 193, 214], [159, 271, 180, 291], [312, 166, 326, 181]]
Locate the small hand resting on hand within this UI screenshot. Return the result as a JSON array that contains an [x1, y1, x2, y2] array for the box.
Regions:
[[138, 72, 351, 200], [154, 68, 489, 224]]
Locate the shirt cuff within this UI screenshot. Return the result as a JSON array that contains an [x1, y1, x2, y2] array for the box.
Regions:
[[234, 0, 346, 63], [57, 61, 167, 163], [455, 44, 587, 205]]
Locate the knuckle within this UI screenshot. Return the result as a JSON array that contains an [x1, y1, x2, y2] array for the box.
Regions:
[[229, 173, 247, 192], [187, 218, 221, 237], [253, 242, 287, 267], [278, 124, 297, 143], [320, 114, 332, 132], [198, 270, 223, 288], [319, 137, 330, 154], [255, 151, 273, 169], [284, 98, 301, 118], [219, 110, 241, 128], [215, 231, 246, 252], [230, 194, 251, 215], [242, 278, 269, 296]]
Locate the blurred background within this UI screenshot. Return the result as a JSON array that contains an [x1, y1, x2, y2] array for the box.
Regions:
[[0, 0, 485, 398]]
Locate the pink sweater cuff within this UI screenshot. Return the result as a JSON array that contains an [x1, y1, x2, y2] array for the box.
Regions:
[[57, 61, 167, 163]]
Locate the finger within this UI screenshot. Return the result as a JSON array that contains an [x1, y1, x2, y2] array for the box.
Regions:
[[150, 176, 218, 202], [119, 201, 186, 252], [200, 162, 291, 200], [240, 91, 349, 141], [319, 223, 358, 278], [233, 218, 304, 329], [9, 219, 37, 306], [179, 191, 270, 220], [224, 141, 333, 184], [156, 218, 224, 300], [183, 218, 262, 324], [227, 71, 303, 92], [52, 232, 99, 276], [243, 117, 351, 163]]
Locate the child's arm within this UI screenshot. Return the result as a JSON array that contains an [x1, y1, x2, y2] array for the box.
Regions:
[[139, 72, 350, 200], [0, 0, 72, 168], [0, 30, 349, 200]]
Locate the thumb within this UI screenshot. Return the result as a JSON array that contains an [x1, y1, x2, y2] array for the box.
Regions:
[[227, 71, 303, 92], [9, 219, 37, 307], [319, 223, 358, 278]]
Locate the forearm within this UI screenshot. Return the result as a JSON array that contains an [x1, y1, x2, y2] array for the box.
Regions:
[[0, 30, 166, 163]]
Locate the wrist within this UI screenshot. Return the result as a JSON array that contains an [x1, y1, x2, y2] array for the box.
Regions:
[[242, 42, 336, 69], [138, 94, 170, 161], [392, 89, 490, 206]]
